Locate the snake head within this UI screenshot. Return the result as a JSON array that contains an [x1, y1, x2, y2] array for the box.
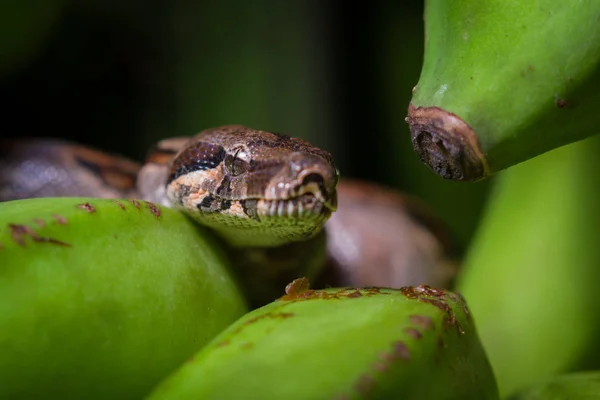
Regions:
[[164, 126, 339, 247]]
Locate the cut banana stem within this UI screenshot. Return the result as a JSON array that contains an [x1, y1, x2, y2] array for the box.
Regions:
[[0, 197, 247, 399], [407, 0, 600, 181], [147, 279, 499, 400], [457, 135, 600, 396]]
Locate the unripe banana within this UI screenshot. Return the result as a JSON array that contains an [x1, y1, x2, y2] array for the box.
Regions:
[[147, 279, 499, 400], [407, 0, 600, 181], [0, 197, 247, 399], [457, 135, 600, 397], [510, 371, 600, 400]]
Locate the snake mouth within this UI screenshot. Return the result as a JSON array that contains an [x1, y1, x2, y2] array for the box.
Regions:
[[259, 191, 336, 219]]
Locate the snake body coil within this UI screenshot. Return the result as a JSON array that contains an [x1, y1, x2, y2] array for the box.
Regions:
[[0, 126, 454, 306]]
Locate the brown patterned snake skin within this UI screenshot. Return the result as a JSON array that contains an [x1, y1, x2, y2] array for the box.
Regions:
[[0, 126, 456, 306]]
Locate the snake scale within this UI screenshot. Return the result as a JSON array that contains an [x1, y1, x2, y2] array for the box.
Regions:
[[0, 126, 455, 306]]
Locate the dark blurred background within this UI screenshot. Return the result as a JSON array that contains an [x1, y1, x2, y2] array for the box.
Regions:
[[0, 0, 491, 254]]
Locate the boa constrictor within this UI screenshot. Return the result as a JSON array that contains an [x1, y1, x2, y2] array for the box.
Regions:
[[0, 126, 455, 306]]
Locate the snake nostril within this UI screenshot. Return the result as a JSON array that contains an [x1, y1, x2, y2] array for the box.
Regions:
[[302, 173, 325, 186], [300, 173, 331, 202]]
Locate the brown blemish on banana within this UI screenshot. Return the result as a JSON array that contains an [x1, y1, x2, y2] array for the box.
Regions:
[[214, 311, 295, 348], [377, 341, 411, 364], [401, 285, 465, 335], [8, 224, 71, 247], [77, 202, 96, 213], [392, 341, 411, 360], [130, 199, 141, 209], [280, 278, 388, 302], [346, 289, 363, 298], [236, 312, 295, 332], [556, 98, 570, 108], [454, 291, 472, 322], [113, 200, 126, 210], [284, 277, 311, 297], [214, 310, 295, 347], [346, 306, 443, 399], [409, 314, 435, 331], [0, 242, 3, 250], [404, 327, 422, 340], [372, 362, 388, 373], [376, 342, 412, 374], [33, 218, 46, 228], [401, 284, 444, 299], [53, 214, 68, 224], [406, 104, 489, 181], [145, 201, 161, 218], [433, 337, 446, 365], [349, 340, 412, 398], [437, 337, 446, 350]]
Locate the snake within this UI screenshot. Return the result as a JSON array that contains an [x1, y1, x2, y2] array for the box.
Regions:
[[0, 125, 455, 306]]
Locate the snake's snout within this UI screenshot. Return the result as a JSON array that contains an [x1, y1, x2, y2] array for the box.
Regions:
[[289, 153, 338, 213], [292, 172, 336, 213]]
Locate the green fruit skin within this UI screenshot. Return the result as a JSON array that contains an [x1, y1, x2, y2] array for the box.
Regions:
[[378, 4, 492, 247], [0, 197, 248, 399], [510, 371, 600, 400], [147, 286, 499, 400], [457, 135, 600, 396], [411, 0, 600, 174]]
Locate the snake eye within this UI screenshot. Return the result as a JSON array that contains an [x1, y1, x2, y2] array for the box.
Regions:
[[225, 149, 249, 176]]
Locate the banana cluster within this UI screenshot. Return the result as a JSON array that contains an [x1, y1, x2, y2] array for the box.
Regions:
[[2, 0, 600, 397]]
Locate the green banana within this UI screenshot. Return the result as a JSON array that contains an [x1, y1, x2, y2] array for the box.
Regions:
[[407, 0, 600, 181], [0, 197, 247, 399], [510, 371, 600, 400], [147, 280, 499, 400], [457, 135, 600, 397], [378, 3, 491, 248]]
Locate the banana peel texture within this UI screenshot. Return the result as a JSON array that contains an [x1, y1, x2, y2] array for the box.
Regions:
[[148, 280, 499, 400], [510, 371, 600, 400], [457, 135, 600, 396], [407, 0, 600, 181], [0, 197, 248, 399]]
